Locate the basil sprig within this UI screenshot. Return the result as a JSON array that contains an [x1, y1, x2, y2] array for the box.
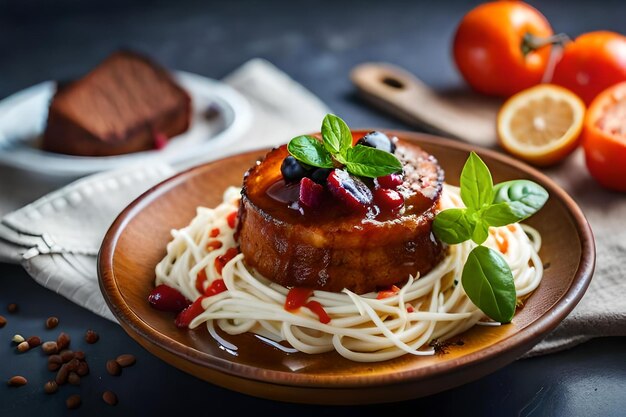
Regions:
[[287, 114, 402, 178], [433, 152, 548, 323]]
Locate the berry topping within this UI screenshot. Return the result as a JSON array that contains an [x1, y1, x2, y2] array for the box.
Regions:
[[376, 173, 404, 189], [281, 156, 309, 183], [373, 188, 404, 212], [327, 169, 373, 212], [310, 168, 332, 185], [356, 131, 396, 154], [299, 177, 325, 208], [148, 285, 191, 312]]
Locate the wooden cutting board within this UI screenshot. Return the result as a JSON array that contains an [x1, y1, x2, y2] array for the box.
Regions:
[[350, 62, 503, 148]]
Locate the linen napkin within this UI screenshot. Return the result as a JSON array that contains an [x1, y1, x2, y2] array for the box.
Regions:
[[0, 58, 330, 321]]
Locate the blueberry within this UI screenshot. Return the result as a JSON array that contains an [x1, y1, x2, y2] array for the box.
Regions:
[[310, 168, 332, 185], [356, 131, 396, 153], [281, 156, 309, 183]]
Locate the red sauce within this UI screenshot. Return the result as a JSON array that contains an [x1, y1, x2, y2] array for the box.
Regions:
[[206, 240, 223, 251], [495, 230, 509, 254], [175, 297, 205, 328], [377, 285, 400, 299], [209, 228, 220, 238], [227, 211, 238, 229], [195, 269, 207, 293], [406, 305, 415, 313], [284, 287, 314, 311], [204, 279, 227, 297], [215, 248, 239, 275], [304, 300, 331, 324]]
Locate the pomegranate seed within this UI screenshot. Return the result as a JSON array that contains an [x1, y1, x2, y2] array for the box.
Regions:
[[148, 285, 191, 312], [373, 188, 404, 212], [299, 177, 325, 208], [327, 169, 372, 213], [376, 173, 403, 189]]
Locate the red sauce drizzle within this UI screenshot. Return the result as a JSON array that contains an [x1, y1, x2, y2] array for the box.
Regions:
[[204, 279, 227, 297], [195, 269, 207, 293], [495, 230, 509, 254], [304, 300, 331, 324], [209, 228, 220, 238], [376, 285, 400, 300], [284, 287, 314, 311], [227, 211, 238, 229], [206, 240, 223, 251], [215, 248, 239, 276], [175, 297, 206, 328]]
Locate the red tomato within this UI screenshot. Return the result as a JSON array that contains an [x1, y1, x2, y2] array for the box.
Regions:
[[582, 81, 626, 192], [453, 1, 554, 97], [552, 31, 626, 105]]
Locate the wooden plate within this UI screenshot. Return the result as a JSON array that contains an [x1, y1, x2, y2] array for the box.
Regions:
[[98, 131, 595, 405]]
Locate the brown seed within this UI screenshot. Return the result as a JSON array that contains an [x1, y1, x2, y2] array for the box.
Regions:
[[68, 372, 80, 386], [66, 394, 81, 409], [55, 364, 69, 385], [0, 315, 6, 328], [26, 336, 42, 348], [74, 350, 85, 360], [106, 359, 121, 376], [7, 375, 27, 386], [77, 361, 89, 377], [17, 341, 30, 353], [56, 332, 70, 350], [48, 354, 62, 364], [60, 350, 75, 363], [84, 329, 99, 344], [66, 358, 80, 372], [41, 341, 58, 355], [116, 354, 136, 368], [44, 380, 58, 394], [7, 303, 18, 313], [102, 390, 118, 406], [45, 316, 59, 329], [48, 362, 61, 371]]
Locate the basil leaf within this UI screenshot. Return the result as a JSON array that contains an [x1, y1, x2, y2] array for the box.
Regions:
[[493, 180, 548, 220], [433, 208, 473, 244], [321, 114, 353, 156], [460, 152, 494, 210], [481, 202, 524, 227], [287, 135, 333, 168], [344, 145, 403, 178], [462, 246, 516, 323], [471, 217, 490, 245]]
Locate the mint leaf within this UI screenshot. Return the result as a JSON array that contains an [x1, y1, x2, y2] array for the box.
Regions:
[[493, 180, 548, 220], [287, 135, 333, 168], [461, 152, 493, 210], [321, 114, 352, 156], [432, 208, 473, 244], [344, 145, 403, 178], [462, 246, 516, 323]]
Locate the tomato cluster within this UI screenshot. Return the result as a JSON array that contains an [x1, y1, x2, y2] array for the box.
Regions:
[[453, 1, 626, 191]]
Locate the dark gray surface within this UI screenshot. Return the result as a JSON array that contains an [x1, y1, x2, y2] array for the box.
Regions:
[[1, 0, 625, 415]]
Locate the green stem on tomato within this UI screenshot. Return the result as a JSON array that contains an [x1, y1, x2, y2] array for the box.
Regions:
[[521, 32, 571, 57]]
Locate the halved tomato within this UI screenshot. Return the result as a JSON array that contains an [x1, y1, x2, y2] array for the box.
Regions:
[[582, 81, 626, 192]]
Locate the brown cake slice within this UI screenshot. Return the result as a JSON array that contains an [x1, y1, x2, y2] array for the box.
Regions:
[[42, 50, 191, 156]]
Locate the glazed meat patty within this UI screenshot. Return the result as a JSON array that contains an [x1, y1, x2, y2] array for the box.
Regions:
[[238, 139, 445, 294]]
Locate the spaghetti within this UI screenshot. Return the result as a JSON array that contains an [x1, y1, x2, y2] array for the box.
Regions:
[[155, 185, 543, 362]]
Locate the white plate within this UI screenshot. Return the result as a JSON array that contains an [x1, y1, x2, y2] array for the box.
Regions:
[[0, 71, 252, 176]]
